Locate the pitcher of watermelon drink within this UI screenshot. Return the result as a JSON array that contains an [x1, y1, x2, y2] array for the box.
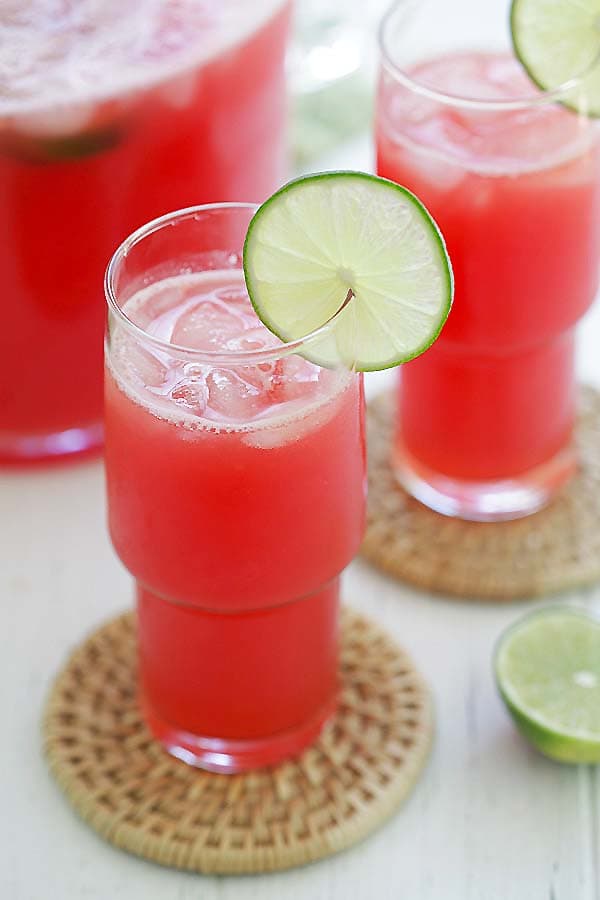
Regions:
[[0, 0, 291, 462]]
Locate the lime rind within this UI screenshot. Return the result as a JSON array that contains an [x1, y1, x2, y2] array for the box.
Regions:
[[243, 171, 453, 373], [495, 607, 600, 763], [510, 0, 600, 117], [501, 693, 600, 764]]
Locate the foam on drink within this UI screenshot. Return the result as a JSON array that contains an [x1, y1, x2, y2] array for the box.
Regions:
[[380, 52, 597, 177], [0, 0, 287, 118], [108, 270, 352, 444]]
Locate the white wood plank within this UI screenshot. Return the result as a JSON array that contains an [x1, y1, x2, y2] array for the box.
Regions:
[[593, 767, 600, 900]]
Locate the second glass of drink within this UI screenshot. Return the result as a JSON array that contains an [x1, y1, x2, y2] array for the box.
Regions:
[[377, 0, 600, 520]]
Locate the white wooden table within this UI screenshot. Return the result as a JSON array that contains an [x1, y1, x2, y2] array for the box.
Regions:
[[3, 132, 600, 900]]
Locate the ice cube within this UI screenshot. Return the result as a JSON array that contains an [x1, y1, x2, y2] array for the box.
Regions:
[[270, 355, 321, 404], [206, 369, 265, 421], [171, 299, 246, 350], [14, 101, 95, 138], [384, 81, 439, 126], [477, 105, 584, 170], [127, 282, 190, 334], [486, 55, 532, 95], [159, 69, 199, 109], [415, 53, 518, 102], [215, 286, 249, 307], [169, 378, 208, 416], [226, 326, 281, 354], [382, 132, 466, 193], [115, 339, 168, 388]]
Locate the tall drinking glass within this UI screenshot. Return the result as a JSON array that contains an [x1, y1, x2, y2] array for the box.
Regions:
[[104, 205, 366, 772], [376, 0, 600, 520], [0, 1, 291, 462]]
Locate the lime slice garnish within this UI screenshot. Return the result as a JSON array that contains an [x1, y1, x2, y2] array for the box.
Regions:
[[510, 0, 600, 116], [242, 171, 453, 372], [495, 607, 600, 763]]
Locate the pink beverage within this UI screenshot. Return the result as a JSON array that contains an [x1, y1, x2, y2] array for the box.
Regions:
[[377, 0, 600, 520], [0, 0, 291, 462], [104, 206, 366, 772]]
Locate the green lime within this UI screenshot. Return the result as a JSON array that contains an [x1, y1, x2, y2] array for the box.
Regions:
[[242, 171, 453, 372], [510, 0, 600, 116], [495, 607, 600, 763], [0, 126, 124, 165]]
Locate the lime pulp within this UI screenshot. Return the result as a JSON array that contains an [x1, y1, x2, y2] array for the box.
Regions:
[[242, 171, 453, 372], [495, 606, 600, 763], [510, 0, 600, 117]]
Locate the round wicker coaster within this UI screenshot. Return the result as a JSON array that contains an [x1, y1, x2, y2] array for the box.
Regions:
[[44, 609, 432, 875], [362, 386, 600, 601]]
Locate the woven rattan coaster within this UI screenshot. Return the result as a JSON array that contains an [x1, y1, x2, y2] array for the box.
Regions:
[[44, 608, 432, 875], [362, 386, 600, 602]]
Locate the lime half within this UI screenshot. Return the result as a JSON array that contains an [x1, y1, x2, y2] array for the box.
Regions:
[[495, 607, 600, 763], [510, 0, 600, 116], [242, 171, 453, 372]]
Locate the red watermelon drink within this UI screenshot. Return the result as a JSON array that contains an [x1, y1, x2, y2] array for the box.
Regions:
[[0, 0, 291, 461], [104, 204, 366, 771], [377, 1, 600, 520]]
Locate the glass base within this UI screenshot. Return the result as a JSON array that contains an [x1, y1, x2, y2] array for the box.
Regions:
[[0, 422, 103, 463], [393, 441, 577, 522], [141, 692, 337, 774]]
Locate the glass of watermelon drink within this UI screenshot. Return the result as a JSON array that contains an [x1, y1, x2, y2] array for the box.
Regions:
[[376, 0, 600, 520], [104, 204, 366, 772]]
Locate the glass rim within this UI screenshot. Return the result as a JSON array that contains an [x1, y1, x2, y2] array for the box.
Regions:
[[105, 202, 342, 367], [378, 0, 597, 112]]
